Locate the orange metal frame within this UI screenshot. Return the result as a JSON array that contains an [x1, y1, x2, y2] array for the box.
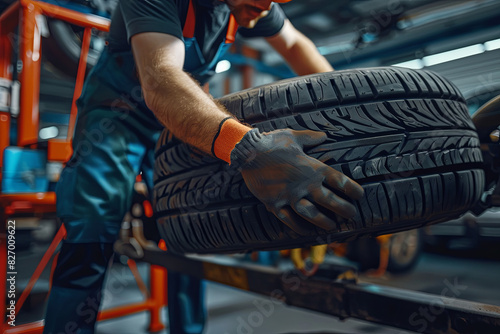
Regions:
[[0, 1, 167, 333]]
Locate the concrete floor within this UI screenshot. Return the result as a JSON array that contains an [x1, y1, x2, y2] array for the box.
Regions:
[[96, 271, 414, 334], [11, 242, 500, 334]]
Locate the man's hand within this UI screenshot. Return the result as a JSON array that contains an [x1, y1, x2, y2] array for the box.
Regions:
[[231, 129, 364, 235]]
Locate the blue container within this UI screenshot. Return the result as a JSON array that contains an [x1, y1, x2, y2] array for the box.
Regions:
[[1, 147, 48, 193]]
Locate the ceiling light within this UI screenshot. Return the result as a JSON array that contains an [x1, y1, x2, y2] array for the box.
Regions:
[[392, 59, 424, 69], [485, 38, 500, 51], [423, 44, 484, 67]]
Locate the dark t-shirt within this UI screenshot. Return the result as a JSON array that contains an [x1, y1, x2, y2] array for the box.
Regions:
[[107, 0, 286, 65], [78, 0, 286, 128]]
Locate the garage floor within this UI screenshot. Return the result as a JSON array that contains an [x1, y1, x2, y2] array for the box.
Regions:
[[12, 242, 500, 334]]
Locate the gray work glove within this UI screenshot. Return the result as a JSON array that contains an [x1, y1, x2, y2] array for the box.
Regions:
[[231, 128, 364, 235]]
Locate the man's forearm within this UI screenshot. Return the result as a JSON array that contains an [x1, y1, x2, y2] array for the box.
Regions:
[[286, 32, 333, 75], [266, 20, 333, 76], [144, 66, 239, 154]]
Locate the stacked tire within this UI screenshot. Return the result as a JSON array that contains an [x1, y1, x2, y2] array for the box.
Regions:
[[153, 67, 484, 254]]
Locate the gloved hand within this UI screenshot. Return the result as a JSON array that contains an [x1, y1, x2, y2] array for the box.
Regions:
[[230, 128, 364, 235]]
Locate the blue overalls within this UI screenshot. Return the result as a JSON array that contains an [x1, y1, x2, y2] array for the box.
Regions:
[[43, 1, 238, 332]]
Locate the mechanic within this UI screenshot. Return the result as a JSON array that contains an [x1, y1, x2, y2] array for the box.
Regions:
[[43, 0, 364, 333]]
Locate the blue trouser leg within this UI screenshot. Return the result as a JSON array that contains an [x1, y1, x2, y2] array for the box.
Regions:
[[44, 246, 206, 334], [168, 273, 206, 334], [43, 243, 114, 334], [43, 109, 205, 334]]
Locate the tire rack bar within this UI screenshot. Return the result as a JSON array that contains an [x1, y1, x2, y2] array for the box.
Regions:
[[140, 247, 500, 334]]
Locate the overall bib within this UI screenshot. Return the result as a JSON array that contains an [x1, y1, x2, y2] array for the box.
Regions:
[[43, 0, 238, 332]]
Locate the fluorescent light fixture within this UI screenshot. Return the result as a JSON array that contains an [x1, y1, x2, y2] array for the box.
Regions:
[[423, 44, 484, 67], [393, 39, 498, 70], [392, 59, 424, 69], [215, 60, 231, 73], [485, 38, 500, 51], [39, 126, 59, 140]]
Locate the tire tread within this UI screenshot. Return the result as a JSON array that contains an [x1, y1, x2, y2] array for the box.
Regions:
[[153, 67, 484, 254]]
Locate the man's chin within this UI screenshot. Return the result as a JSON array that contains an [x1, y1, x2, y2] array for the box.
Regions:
[[244, 18, 258, 28], [234, 9, 269, 28], [233, 17, 254, 28]]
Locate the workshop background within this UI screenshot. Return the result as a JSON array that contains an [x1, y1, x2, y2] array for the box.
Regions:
[[1, 0, 500, 333]]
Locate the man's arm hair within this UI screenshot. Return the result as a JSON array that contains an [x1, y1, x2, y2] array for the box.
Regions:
[[265, 20, 333, 75], [131, 32, 237, 154]]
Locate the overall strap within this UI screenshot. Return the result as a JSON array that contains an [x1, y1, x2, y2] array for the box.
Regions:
[[182, 0, 238, 43], [182, 0, 196, 38], [225, 15, 238, 44]]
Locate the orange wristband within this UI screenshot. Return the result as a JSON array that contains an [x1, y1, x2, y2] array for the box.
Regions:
[[212, 118, 251, 163]]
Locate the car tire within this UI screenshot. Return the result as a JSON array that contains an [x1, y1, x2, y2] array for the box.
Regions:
[[345, 229, 422, 273], [42, 0, 118, 77], [387, 229, 423, 273], [153, 67, 485, 254], [43, 19, 105, 77]]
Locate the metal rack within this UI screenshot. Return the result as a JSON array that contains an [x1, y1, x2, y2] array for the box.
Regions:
[[124, 243, 500, 334], [0, 1, 167, 332]]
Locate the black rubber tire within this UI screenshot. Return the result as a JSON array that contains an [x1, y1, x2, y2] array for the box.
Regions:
[[387, 229, 423, 273], [42, 1, 116, 76], [43, 19, 103, 78], [153, 67, 485, 254]]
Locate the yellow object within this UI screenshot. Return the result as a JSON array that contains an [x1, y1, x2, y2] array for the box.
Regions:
[[368, 234, 393, 277], [290, 244, 328, 270], [490, 129, 500, 142], [376, 234, 392, 244], [290, 248, 305, 269], [311, 244, 328, 264], [337, 270, 358, 282]]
